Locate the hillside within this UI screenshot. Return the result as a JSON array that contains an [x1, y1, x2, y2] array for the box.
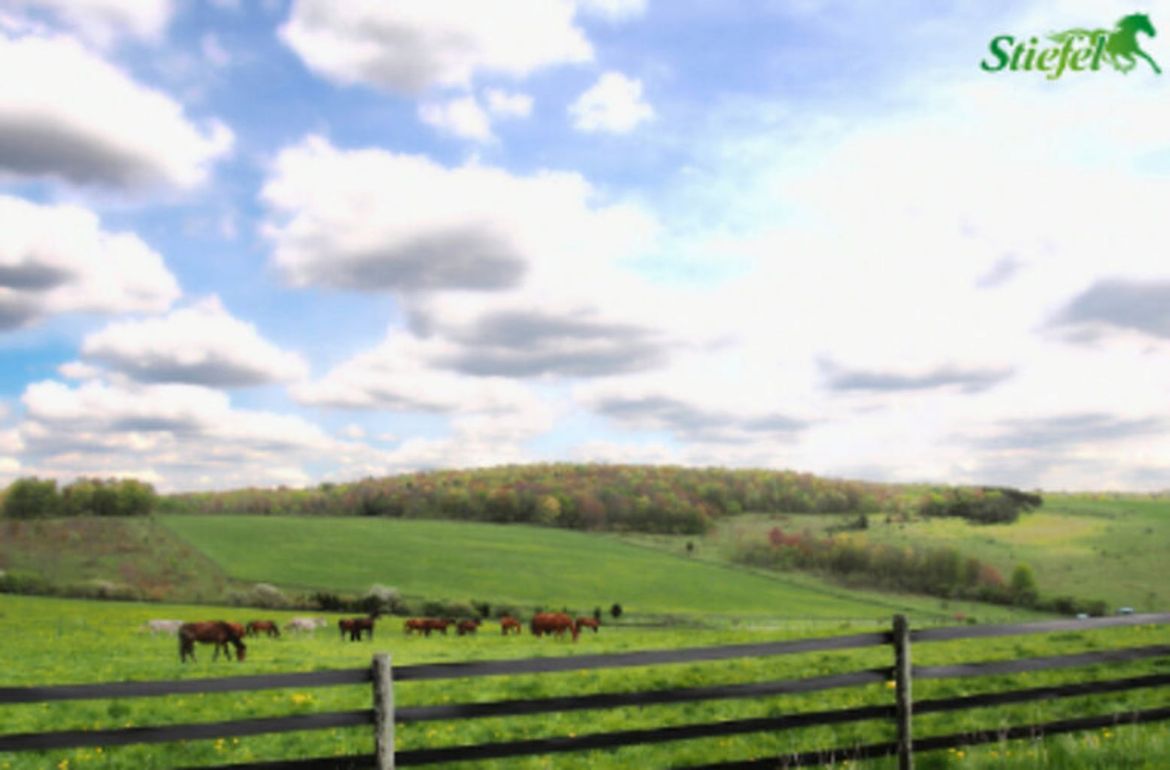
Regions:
[[156, 515, 1033, 622], [655, 494, 1169, 613]]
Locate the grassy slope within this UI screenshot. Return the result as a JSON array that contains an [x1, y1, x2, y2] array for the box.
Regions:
[[0, 517, 231, 601], [157, 514, 1025, 622], [673, 495, 1169, 612]]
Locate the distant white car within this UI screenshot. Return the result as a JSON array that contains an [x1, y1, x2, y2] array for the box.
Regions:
[[1118, 607, 1135, 615]]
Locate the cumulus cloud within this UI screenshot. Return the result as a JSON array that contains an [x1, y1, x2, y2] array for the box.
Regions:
[[821, 360, 1013, 394], [569, 71, 654, 133], [293, 333, 535, 413], [588, 392, 808, 444], [0, 195, 179, 330], [279, 0, 592, 93], [576, 0, 647, 21], [973, 413, 1166, 451], [262, 134, 655, 295], [418, 95, 493, 142], [485, 88, 533, 118], [17, 378, 380, 491], [4, 0, 174, 47], [432, 307, 670, 377], [0, 33, 233, 189], [1051, 279, 1170, 341], [81, 296, 308, 387]]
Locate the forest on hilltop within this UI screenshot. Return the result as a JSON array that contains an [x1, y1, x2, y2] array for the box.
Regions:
[[156, 463, 1040, 535]]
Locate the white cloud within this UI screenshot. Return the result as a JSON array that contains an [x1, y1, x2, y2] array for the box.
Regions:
[[485, 88, 533, 118], [0, 32, 233, 189], [293, 333, 535, 414], [576, 0, 647, 21], [17, 378, 382, 491], [418, 95, 493, 142], [279, 0, 592, 93], [261, 134, 657, 295], [5, 0, 174, 47], [0, 195, 179, 330], [81, 296, 308, 387], [569, 71, 654, 133]]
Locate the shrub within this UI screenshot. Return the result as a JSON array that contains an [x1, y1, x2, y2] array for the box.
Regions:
[[249, 582, 289, 608]]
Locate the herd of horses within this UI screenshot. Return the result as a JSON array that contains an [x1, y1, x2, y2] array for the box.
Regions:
[[164, 611, 601, 662]]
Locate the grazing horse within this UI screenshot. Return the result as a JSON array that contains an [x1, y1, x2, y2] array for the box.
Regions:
[[500, 615, 522, 635], [179, 621, 247, 662], [456, 618, 481, 636], [246, 620, 280, 638], [575, 617, 600, 633], [530, 612, 579, 642], [404, 617, 451, 637], [340, 613, 377, 642]]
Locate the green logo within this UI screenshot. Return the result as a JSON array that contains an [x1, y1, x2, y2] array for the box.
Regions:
[[982, 13, 1162, 78]]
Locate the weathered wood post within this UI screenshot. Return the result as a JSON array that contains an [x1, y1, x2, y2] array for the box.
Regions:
[[372, 653, 395, 770], [892, 614, 913, 770]]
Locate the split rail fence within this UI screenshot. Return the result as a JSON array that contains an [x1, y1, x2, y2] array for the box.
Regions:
[[2, 613, 1169, 769]]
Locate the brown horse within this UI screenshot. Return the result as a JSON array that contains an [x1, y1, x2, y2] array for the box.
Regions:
[[179, 621, 247, 662], [246, 620, 280, 638], [404, 617, 451, 636], [576, 617, 600, 633], [500, 615, 522, 635], [530, 612, 579, 642], [339, 613, 377, 641], [456, 618, 481, 636]]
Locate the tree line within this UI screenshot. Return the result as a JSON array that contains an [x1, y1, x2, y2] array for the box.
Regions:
[[736, 525, 1107, 616], [158, 464, 900, 534], [1, 477, 158, 519]]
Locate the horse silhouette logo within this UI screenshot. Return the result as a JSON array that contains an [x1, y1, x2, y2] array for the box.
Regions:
[[1049, 13, 1161, 74], [982, 13, 1162, 78]]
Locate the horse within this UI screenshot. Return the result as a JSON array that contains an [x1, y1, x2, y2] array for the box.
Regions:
[[179, 621, 247, 662], [246, 620, 280, 638], [456, 618, 481, 636], [1049, 14, 1161, 74], [500, 615, 522, 635], [340, 613, 377, 641], [530, 612, 579, 642], [142, 619, 184, 636], [404, 617, 451, 636], [285, 617, 325, 633], [576, 617, 600, 633]]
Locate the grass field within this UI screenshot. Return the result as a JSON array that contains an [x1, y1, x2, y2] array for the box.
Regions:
[[2, 594, 1168, 770], [626, 495, 1170, 613], [157, 515, 1035, 623]]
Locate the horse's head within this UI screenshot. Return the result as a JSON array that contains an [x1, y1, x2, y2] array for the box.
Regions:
[[235, 641, 247, 661], [1120, 13, 1156, 38]]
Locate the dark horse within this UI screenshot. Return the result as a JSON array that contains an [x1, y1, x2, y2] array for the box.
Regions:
[[339, 612, 378, 642], [179, 621, 247, 662]]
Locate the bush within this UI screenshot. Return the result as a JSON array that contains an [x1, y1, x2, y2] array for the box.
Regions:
[[0, 569, 53, 595], [248, 582, 288, 603], [363, 584, 402, 614]]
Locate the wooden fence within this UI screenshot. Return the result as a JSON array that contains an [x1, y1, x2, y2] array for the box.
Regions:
[[2, 613, 1169, 769]]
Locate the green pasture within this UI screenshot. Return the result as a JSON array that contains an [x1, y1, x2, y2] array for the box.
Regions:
[[157, 515, 1009, 622], [2, 594, 1169, 770], [649, 495, 1170, 613]]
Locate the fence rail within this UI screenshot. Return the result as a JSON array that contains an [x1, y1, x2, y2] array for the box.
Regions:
[[2, 612, 1169, 768]]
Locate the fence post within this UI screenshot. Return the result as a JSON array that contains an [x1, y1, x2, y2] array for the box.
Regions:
[[893, 614, 913, 770], [372, 653, 395, 770]]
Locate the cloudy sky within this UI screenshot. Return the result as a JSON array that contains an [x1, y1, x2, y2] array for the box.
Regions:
[[2, 0, 1169, 492]]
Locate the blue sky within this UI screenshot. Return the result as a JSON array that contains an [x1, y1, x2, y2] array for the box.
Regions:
[[2, 0, 1170, 492]]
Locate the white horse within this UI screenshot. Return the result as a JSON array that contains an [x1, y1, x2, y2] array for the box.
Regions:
[[142, 619, 184, 636], [284, 616, 327, 633]]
